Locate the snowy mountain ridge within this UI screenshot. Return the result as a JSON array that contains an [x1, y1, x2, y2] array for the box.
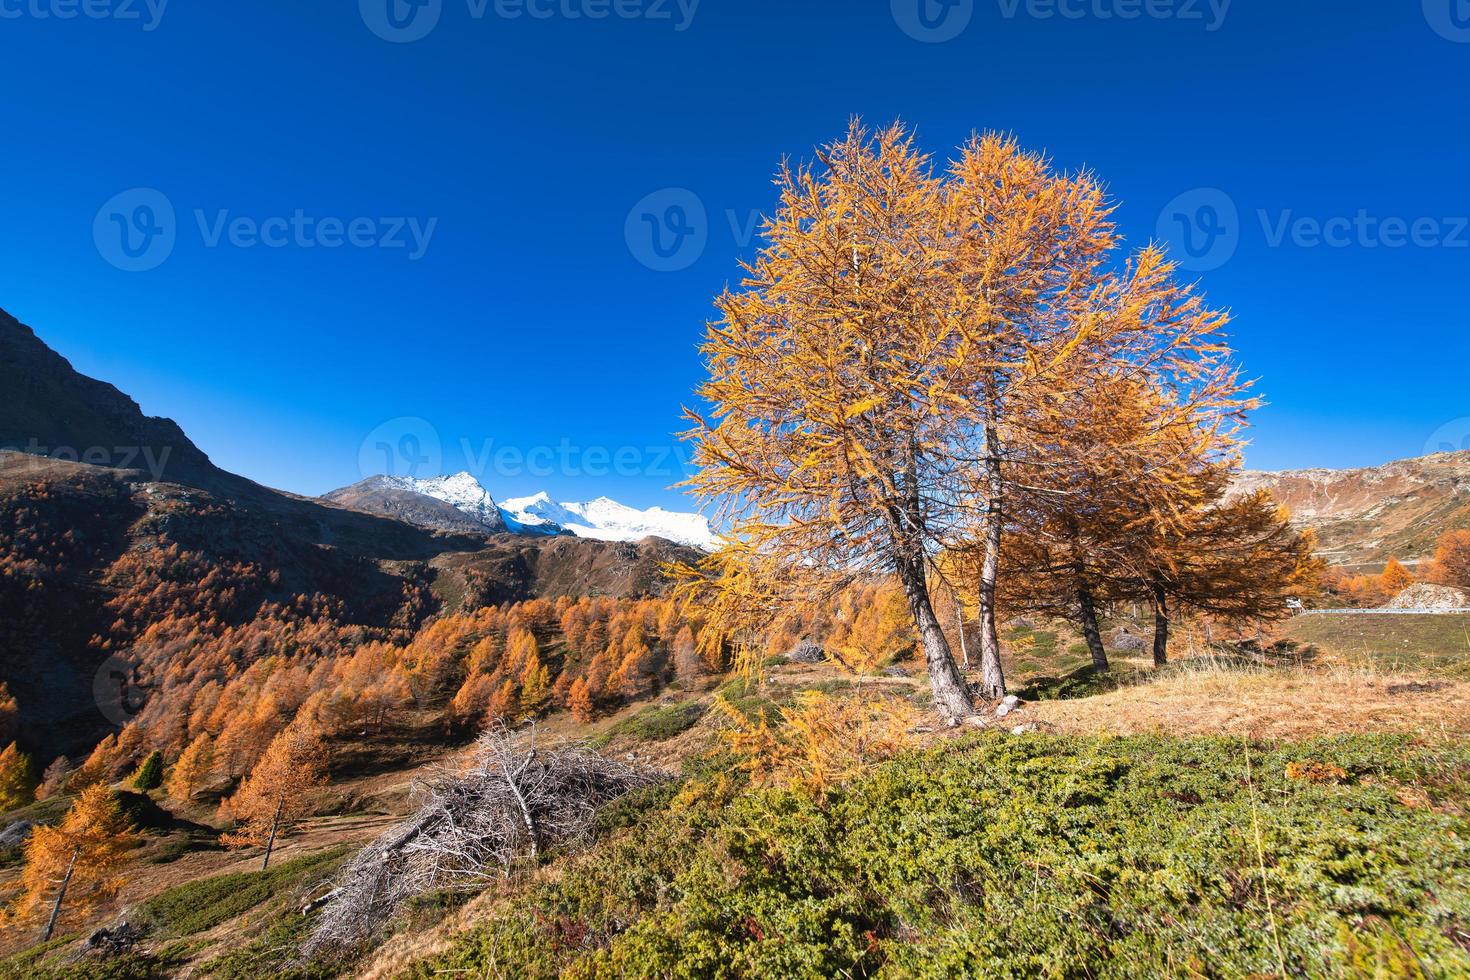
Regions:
[[345, 472, 718, 550], [501, 491, 717, 550]]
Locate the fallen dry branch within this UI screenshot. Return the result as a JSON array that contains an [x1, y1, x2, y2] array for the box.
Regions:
[[303, 726, 661, 955]]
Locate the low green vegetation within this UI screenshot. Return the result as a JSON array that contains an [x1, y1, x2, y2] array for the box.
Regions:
[[133, 846, 349, 939], [607, 703, 707, 743], [410, 733, 1470, 978], [0, 948, 184, 980], [1015, 664, 1127, 702], [195, 913, 342, 980]]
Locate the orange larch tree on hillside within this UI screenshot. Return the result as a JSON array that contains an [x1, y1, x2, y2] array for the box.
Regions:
[[223, 725, 329, 870], [682, 122, 985, 719], [166, 733, 215, 803], [1381, 557, 1416, 597], [682, 120, 1252, 714], [1429, 530, 1470, 590], [0, 743, 36, 812], [7, 784, 137, 942]]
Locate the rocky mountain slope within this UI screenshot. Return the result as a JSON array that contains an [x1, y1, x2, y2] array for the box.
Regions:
[[0, 309, 695, 756], [1234, 451, 1470, 567], [0, 308, 222, 490], [324, 473, 509, 535]]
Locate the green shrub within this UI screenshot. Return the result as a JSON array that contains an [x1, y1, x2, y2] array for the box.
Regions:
[[129, 751, 164, 792], [613, 703, 706, 742], [410, 734, 1470, 979]]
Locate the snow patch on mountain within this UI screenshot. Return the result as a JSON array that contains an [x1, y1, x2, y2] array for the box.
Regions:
[[381, 472, 506, 532], [502, 491, 717, 550], [360, 472, 717, 549]]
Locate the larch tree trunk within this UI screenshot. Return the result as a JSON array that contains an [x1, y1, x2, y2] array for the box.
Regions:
[[1151, 582, 1170, 667], [1076, 576, 1110, 673], [41, 846, 79, 944], [262, 796, 284, 871], [952, 590, 971, 668], [975, 421, 1008, 699], [889, 503, 974, 722]]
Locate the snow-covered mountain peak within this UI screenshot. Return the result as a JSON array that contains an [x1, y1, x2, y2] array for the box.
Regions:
[[381, 471, 505, 532]]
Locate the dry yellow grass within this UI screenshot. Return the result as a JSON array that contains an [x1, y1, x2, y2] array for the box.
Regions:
[[1023, 663, 1470, 741]]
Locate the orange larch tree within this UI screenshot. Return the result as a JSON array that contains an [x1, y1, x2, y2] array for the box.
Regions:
[[1429, 530, 1470, 590], [223, 725, 329, 870], [1380, 557, 1416, 597], [7, 784, 137, 942], [166, 733, 215, 803], [682, 121, 981, 719]]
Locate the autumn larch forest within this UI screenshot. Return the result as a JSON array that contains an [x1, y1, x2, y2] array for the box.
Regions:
[[3, 16, 1470, 979]]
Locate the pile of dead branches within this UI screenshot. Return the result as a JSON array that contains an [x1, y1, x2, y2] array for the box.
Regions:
[[302, 727, 661, 955]]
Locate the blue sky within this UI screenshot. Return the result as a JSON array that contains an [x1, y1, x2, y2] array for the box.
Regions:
[[1, 1, 1467, 510]]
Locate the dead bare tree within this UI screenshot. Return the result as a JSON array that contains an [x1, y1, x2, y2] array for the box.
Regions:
[[302, 727, 660, 955]]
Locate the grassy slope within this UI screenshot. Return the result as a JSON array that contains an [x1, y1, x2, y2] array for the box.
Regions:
[[409, 733, 1470, 978], [4, 616, 1468, 978], [0, 848, 351, 979], [1283, 614, 1470, 678]]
